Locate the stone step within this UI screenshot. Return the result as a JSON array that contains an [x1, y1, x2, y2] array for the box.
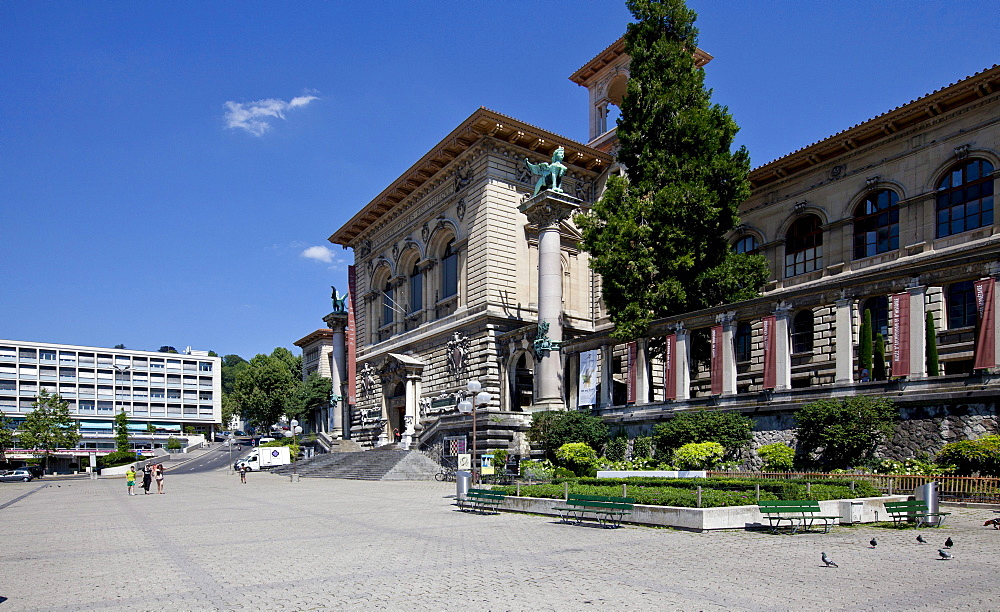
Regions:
[[272, 449, 440, 481]]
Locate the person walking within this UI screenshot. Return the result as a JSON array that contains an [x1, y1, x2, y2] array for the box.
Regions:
[[154, 463, 165, 494], [239, 464, 247, 484], [125, 466, 136, 496], [141, 464, 152, 495]]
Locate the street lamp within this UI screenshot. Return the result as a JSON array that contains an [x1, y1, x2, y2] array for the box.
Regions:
[[284, 419, 303, 476], [457, 380, 491, 483]]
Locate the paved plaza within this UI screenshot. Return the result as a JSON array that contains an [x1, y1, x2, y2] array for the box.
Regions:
[[1, 466, 998, 611]]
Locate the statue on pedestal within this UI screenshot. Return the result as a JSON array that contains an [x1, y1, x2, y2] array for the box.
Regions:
[[331, 286, 348, 313], [525, 146, 567, 196]]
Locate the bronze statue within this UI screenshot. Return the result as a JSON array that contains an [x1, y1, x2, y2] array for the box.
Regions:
[[331, 286, 348, 313], [525, 146, 567, 196]]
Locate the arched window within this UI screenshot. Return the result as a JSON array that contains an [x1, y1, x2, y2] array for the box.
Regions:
[[441, 239, 458, 299], [784, 215, 823, 278], [408, 263, 422, 314], [382, 279, 395, 327], [733, 235, 759, 255], [947, 281, 976, 329], [936, 158, 994, 238], [861, 296, 889, 338], [853, 189, 899, 258], [735, 322, 753, 363], [792, 310, 814, 354]]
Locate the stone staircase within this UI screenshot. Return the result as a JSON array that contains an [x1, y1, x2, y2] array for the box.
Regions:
[[271, 446, 441, 481]]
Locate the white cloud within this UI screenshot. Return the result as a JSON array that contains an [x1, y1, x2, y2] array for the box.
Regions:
[[223, 94, 318, 136], [301, 245, 335, 263]]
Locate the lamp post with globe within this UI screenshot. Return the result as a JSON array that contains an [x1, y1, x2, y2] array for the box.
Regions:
[[457, 380, 491, 483], [284, 419, 304, 476]]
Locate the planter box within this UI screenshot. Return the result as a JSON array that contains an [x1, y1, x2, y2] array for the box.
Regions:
[[498, 494, 902, 531]]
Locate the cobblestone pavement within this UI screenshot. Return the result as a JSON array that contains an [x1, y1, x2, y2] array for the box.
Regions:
[[1, 468, 998, 611]]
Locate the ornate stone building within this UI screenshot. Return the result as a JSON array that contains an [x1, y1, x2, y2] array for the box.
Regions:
[[324, 37, 1000, 463]]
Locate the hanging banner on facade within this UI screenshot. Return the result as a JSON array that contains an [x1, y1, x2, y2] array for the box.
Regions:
[[762, 315, 776, 390], [974, 278, 996, 370], [710, 325, 723, 395], [347, 265, 358, 404], [891, 293, 911, 377], [626, 342, 637, 404], [578, 349, 598, 407], [663, 334, 676, 400]]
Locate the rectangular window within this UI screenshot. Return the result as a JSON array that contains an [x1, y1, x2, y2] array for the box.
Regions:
[[409, 272, 423, 313], [442, 252, 458, 299]]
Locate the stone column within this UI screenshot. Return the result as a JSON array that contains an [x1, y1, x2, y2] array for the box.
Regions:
[[834, 298, 855, 385], [774, 304, 792, 391], [323, 312, 349, 439], [634, 339, 649, 404], [599, 343, 613, 408], [675, 325, 691, 401], [718, 312, 737, 396], [567, 352, 580, 410], [519, 190, 581, 412], [907, 284, 927, 379]]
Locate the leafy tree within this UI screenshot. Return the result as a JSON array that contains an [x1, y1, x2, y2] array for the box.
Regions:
[[158, 346, 178, 354], [527, 411, 609, 461], [230, 349, 298, 432], [859, 309, 873, 379], [874, 332, 886, 381], [0, 410, 15, 460], [146, 423, 156, 435], [114, 409, 130, 454], [604, 435, 628, 462], [632, 435, 653, 460], [757, 442, 795, 472], [554, 442, 600, 477], [113, 344, 126, 349], [794, 396, 897, 470], [936, 435, 1000, 476], [651, 409, 752, 459], [167, 436, 182, 450], [19, 390, 81, 471], [576, 0, 768, 340], [221, 354, 249, 395], [286, 372, 332, 421], [673, 441, 725, 470], [926, 311, 940, 376]]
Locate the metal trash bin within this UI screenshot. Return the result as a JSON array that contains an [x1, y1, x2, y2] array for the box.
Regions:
[[839, 500, 864, 524], [456, 470, 472, 500], [914, 481, 941, 526]]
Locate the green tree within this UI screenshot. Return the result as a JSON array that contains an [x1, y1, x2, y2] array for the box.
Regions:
[[926, 311, 940, 376], [874, 332, 886, 381], [230, 349, 298, 432], [526, 411, 609, 461], [936, 435, 1000, 476], [672, 441, 725, 470], [793, 396, 897, 470], [146, 423, 156, 435], [757, 442, 795, 472], [221, 354, 249, 395], [859, 309, 873, 378], [554, 442, 600, 477], [575, 0, 768, 340], [286, 372, 332, 422], [19, 390, 81, 471], [114, 409, 130, 454], [651, 409, 752, 459], [0, 410, 15, 461]]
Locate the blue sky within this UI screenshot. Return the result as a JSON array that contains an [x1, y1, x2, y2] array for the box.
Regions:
[[2, 1, 997, 360]]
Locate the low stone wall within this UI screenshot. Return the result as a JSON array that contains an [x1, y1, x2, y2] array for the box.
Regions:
[[497, 494, 902, 531]]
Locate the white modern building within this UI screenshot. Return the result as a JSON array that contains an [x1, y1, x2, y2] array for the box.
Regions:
[[0, 339, 222, 452]]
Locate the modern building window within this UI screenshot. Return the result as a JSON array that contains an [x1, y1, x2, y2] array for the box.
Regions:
[[791, 310, 814, 354], [861, 296, 889, 338], [784, 215, 823, 277], [441, 240, 458, 299], [735, 322, 753, 363], [733, 235, 759, 255], [853, 189, 900, 258], [382, 280, 394, 326], [409, 263, 423, 313], [936, 158, 994, 238], [947, 281, 976, 329]]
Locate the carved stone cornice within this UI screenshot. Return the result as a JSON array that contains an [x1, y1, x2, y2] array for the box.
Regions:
[[519, 190, 582, 229]]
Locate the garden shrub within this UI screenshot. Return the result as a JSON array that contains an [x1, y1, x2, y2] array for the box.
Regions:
[[673, 442, 725, 470], [555, 442, 599, 477], [876, 456, 951, 476], [652, 410, 752, 459], [757, 443, 795, 472], [794, 395, 897, 470], [98, 451, 138, 469], [519, 459, 554, 481], [604, 436, 628, 463], [632, 436, 653, 460], [936, 435, 1000, 476], [527, 411, 608, 461], [166, 436, 182, 450]]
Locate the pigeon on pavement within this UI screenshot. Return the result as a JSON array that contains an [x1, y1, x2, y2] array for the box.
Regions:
[[944, 536, 954, 548], [821, 552, 838, 568], [938, 549, 953, 560], [869, 537, 878, 548], [916, 534, 927, 544]]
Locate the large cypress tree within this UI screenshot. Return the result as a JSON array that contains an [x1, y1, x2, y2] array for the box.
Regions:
[[577, 0, 769, 340]]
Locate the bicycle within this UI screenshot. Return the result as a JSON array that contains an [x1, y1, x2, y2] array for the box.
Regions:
[[434, 465, 456, 482]]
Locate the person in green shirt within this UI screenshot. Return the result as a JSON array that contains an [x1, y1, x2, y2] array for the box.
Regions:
[[125, 467, 136, 496]]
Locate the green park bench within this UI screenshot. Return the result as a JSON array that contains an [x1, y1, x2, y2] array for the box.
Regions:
[[882, 500, 951, 528], [552, 493, 634, 529], [457, 487, 506, 514], [758, 500, 840, 534]]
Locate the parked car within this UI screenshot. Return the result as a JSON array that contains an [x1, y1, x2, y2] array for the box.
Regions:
[[0, 469, 35, 482]]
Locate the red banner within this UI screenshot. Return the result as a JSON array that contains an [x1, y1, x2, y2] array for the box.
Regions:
[[974, 278, 996, 370], [626, 342, 636, 403], [347, 265, 357, 404], [710, 325, 723, 395], [663, 334, 676, 400], [891, 293, 910, 377], [762, 316, 776, 390]]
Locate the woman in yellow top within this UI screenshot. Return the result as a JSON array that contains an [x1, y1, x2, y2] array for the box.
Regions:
[[125, 467, 136, 496]]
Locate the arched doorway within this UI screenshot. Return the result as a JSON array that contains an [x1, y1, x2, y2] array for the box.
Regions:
[[386, 382, 405, 444], [510, 352, 534, 412]]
